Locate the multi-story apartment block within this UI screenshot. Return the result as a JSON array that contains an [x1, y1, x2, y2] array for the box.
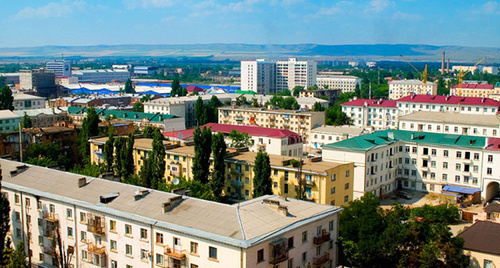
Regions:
[[398, 111, 500, 137], [240, 59, 276, 95], [388, 79, 437, 100], [323, 130, 486, 200], [315, 75, 361, 93], [19, 69, 57, 97], [452, 65, 499, 75], [309, 125, 370, 150], [1, 159, 341, 268], [71, 69, 130, 83], [483, 138, 500, 202], [397, 95, 500, 115], [450, 83, 498, 98], [13, 93, 45, 110], [89, 138, 354, 206], [218, 107, 325, 142], [0, 110, 20, 132], [276, 58, 317, 92], [163, 123, 304, 157], [46, 60, 71, 77], [299, 89, 340, 105], [341, 98, 398, 130]]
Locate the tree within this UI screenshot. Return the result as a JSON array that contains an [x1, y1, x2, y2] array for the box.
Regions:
[[113, 137, 127, 177], [6, 241, 27, 268], [123, 133, 135, 179], [163, 177, 216, 201], [292, 86, 304, 97], [78, 108, 100, 162], [132, 101, 144, 112], [194, 97, 204, 126], [192, 126, 212, 184], [0, 86, 14, 111], [124, 78, 135, 93], [313, 102, 325, 111], [21, 113, 32, 128], [150, 131, 166, 189], [325, 104, 352, 126], [229, 130, 254, 148], [211, 133, 226, 201], [104, 127, 115, 172], [171, 78, 181, 97], [142, 126, 162, 139], [69, 163, 106, 177], [0, 165, 10, 264], [437, 76, 449, 95], [252, 151, 272, 198]]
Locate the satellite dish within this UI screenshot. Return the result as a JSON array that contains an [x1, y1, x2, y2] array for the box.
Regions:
[[178, 133, 183, 139], [173, 178, 180, 185], [134, 188, 140, 196]]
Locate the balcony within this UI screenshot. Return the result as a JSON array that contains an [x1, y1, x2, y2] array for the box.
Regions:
[[235, 116, 244, 121], [313, 230, 331, 245], [231, 180, 244, 189], [269, 251, 289, 265], [87, 214, 105, 235], [421, 154, 430, 160], [231, 169, 243, 175], [44, 223, 57, 238], [43, 246, 57, 256], [164, 246, 186, 260], [87, 244, 107, 268], [313, 252, 330, 267], [88, 243, 106, 255], [305, 178, 315, 186], [42, 211, 59, 222], [169, 170, 180, 177]]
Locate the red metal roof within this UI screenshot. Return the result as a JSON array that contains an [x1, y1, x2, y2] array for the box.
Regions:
[[485, 138, 500, 151], [186, 85, 204, 92], [397, 94, 500, 106], [451, 84, 494, 89], [163, 123, 301, 140], [341, 98, 397, 108]]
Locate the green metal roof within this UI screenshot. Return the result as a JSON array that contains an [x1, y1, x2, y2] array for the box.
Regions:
[[67, 107, 175, 123], [322, 129, 486, 152], [234, 90, 258, 95]]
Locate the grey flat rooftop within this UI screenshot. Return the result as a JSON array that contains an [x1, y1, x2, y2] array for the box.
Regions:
[[312, 125, 368, 136], [1, 159, 339, 247], [398, 111, 499, 127]]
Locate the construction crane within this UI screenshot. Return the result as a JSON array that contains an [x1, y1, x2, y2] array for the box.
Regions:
[[457, 57, 486, 85], [400, 55, 427, 84]]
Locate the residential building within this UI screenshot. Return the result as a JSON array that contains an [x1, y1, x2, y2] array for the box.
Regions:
[[388, 79, 437, 100], [483, 138, 500, 202], [19, 69, 57, 97], [398, 111, 500, 137], [13, 108, 69, 128], [452, 65, 499, 75], [397, 95, 500, 115], [218, 106, 325, 143], [450, 83, 497, 98], [134, 66, 159, 76], [90, 138, 354, 206], [0, 73, 20, 86], [341, 98, 398, 130], [240, 59, 276, 95], [276, 58, 317, 92], [71, 69, 130, 83], [309, 125, 370, 150], [457, 221, 500, 267], [55, 76, 78, 86], [315, 75, 361, 93], [163, 123, 304, 157], [0, 110, 20, 132], [322, 130, 486, 199], [46, 60, 71, 77], [12, 93, 45, 110], [299, 89, 340, 104], [1, 159, 341, 268], [23, 126, 79, 163]]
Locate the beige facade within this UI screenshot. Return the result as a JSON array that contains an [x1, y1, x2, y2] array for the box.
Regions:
[[389, 80, 437, 100], [315, 75, 361, 93], [218, 107, 325, 143]]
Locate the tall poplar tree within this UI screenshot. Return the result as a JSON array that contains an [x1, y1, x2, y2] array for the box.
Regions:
[[113, 137, 127, 177], [192, 126, 212, 183], [103, 127, 114, 172], [253, 151, 272, 198], [0, 165, 10, 264], [150, 131, 166, 189], [211, 133, 226, 201], [78, 108, 100, 162], [123, 133, 135, 179]]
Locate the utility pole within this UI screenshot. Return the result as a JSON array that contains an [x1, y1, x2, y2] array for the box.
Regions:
[[19, 122, 22, 162]]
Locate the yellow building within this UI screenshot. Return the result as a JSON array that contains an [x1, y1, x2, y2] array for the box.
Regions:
[[90, 137, 354, 206], [450, 83, 498, 98]]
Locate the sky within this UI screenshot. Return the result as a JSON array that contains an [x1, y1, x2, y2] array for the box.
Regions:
[[1, 0, 499, 48]]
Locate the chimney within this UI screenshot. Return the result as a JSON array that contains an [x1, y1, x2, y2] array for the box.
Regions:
[[441, 51, 445, 75], [278, 205, 288, 216], [162, 196, 183, 213], [78, 177, 87, 188], [388, 132, 394, 140]]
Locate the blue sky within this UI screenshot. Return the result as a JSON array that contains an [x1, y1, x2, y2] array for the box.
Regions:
[[1, 0, 499, 47]]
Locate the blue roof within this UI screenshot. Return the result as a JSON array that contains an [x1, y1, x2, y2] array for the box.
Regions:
[[135, 83, 241, 91], [442, 185, 480, 195]]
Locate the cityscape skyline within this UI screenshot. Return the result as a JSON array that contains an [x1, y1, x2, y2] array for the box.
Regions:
[[1, 0, 499, 48]]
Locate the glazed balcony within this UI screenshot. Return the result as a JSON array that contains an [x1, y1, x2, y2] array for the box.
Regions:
[[231, 180, 244, 189], [313, 230, 331, 245], [164, 246, 186, 260]]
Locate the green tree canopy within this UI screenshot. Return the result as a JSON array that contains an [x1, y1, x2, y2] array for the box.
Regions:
[[104, 127, 115, 172], [292, 86, 304, 97], [78, 107, 100, 162], [124, 78, 135, 93], [252, 151, 272, 198], [0, 165, 10, 264], [142, 126, 163, 139], [229, 130, 254, 148], [211, 133, 226, 201], [192, 126, 212, 184], [132, 101, 144, 112], [0, 86, 14, 111], [21, 113, 32, 128]]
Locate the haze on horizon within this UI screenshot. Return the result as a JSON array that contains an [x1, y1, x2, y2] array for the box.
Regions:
[[1, 0, 499, 48]]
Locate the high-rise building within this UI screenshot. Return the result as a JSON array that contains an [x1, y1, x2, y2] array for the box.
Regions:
[[276, 58, 317, 92], [240, 59, 276, 95], [46, 60, 71, 77]]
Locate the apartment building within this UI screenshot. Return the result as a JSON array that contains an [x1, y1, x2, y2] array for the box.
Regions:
[[1, 159, 341, 268], [0, 110, 20, 132], [218, 107, 325, 142], [388, 80, 437, 100], [483, 138, 500, 202], [452, 65, 499, 75], [89, 138, 353, 206], [341, 98, 398, 130], [398, 111, 500, 137], [450, 83, 498, 98], [315, 75, 361, 93], [71, 69, 130, 83], [13, 93, 45, 110], [397, 94, 500, 115], [19, 69, 57, 97], [276, 58, 317, 92], [163, 123, 304, 157], [309, 125, 370, 150], [457, 221, 500, 268], [299, 89, 340, 104], [240, 59, 276, 95], [322, 130, 486, 200]]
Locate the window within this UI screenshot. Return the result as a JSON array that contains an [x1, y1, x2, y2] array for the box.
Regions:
[[473, 177, 478, 185], [302, 231, 308, 243], [125, 224, 132, 235], [329, 220, 334, 231], [288, 258, 294, 268], [82, 250, 88, 260], [257, 249, 264, 263], [484, 260, 494, 268], [81, 231, 86, 242], [302, 252, 307, 263], [331, 174, 336, 181], [37, 200, 42, 210], [442, 174, 448, 181], [288, 236, 294, 249], [191, 264, 199, 268], [67, 227, 73, 237], [80, 212, 86, 223], [443, 150, 449, 157], [66, 209, 73, 219], [487, 168, 492, 175], [14, 194, 20, 204], [140, 228, 147, 240], [209, 247, 217, 260], [38, 235, 43, 245], [156, 254, 164, 265], [456, 151, 462, 158], [141, 249, 148, 260], [456, 164, 461, 171], [110, 220, 116, 231], [190, 242, 198, 254], [156, 233, 163, 244], [488, 155, 493, 162], [455, 176, 460, 183], [345, 183, 349, 189], [345, 170, 349, 177], [39, 253, 44, 262], [344, 195, 349, 202], [25, 197, 31, 207], [431, 149, 436, 156], [125, 244, 132, 256], [110, 240, 117, 251], [331, 187, 335, 194], [443, 162, 448, 169], [474, 153, 479, 160]]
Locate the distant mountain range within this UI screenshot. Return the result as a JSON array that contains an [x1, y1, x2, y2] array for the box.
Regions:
[[0, 44, 499, 63]]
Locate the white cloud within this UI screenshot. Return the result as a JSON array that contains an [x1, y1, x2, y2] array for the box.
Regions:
[[124, 0, 174, 9], [366, 0, 392, 13], [392, 11, 422, 20], [15, 0, 85, 19], [481, 1, 500, 14]]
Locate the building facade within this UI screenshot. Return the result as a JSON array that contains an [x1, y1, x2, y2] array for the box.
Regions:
[[46, 60, 71, 77], [299, 89, 340, 105], [0, 110, 21, 132], [309, 125, 370, 150], [1, 159, 341, 268], [218, 107, 325, 143], [19, 69, 57, 97], [71, 69, 130, 83], [315, 75, 361, 93], [240, 59, 276, 95], [450, 83, 498, 98], [12, 93, 45, 110], [341, 98, 398, 130], [276, 58, 317, 92], [388, 80, 437, 100], [397, 95, 500, 116]]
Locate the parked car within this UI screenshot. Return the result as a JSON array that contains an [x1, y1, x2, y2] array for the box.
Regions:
[[396, 191, 412, 200]]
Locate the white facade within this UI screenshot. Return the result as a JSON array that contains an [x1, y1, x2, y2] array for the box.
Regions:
[[309, 125, 370, 149], [1, 159, 340, 268], [46, 60, 71, 77], [240, 59, 276, 95], [72, 69, 130, 83], [388, 80, 437, 100], [276, 58, 317, 92], [483, 140, 500, 202], [452, 65, 499, 75], [341, 99, 399, 130], [13, 93, 45, 110], [316, 75, 361, 93]]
